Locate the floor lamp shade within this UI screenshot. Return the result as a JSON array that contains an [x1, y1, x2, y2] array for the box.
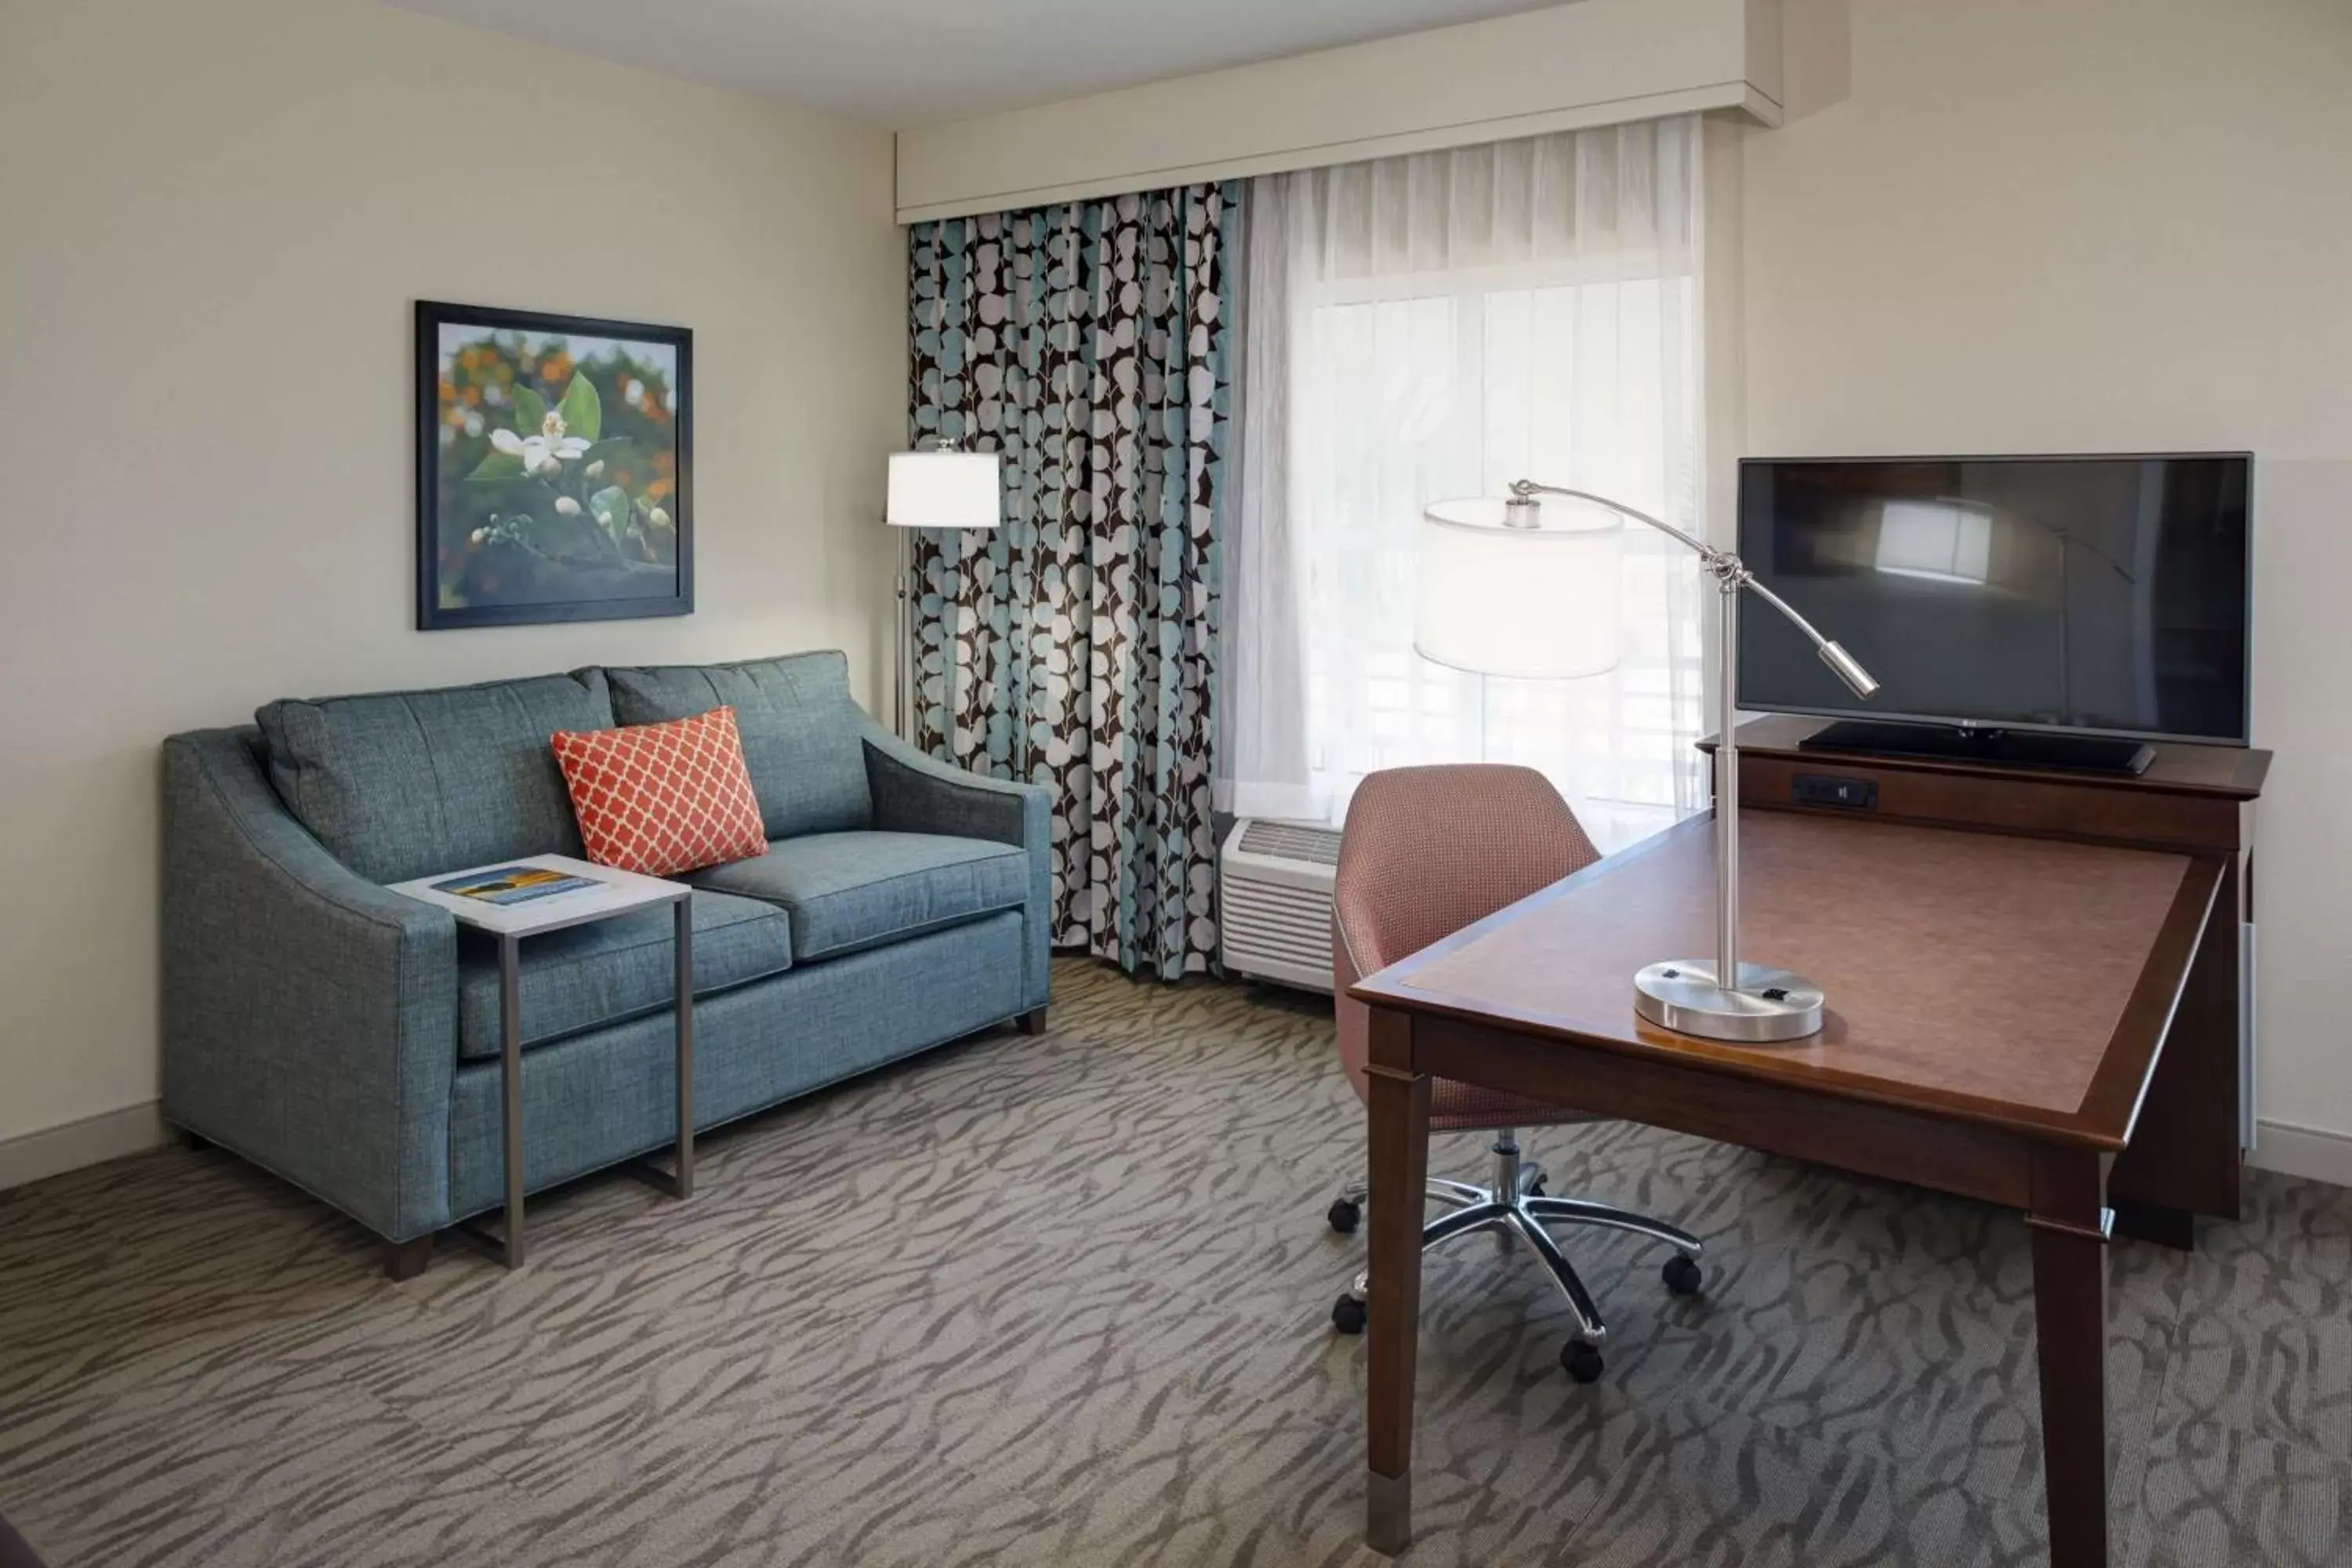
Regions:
[[1417, 495, 1624, 679], [885, 448, 1000, 746], [886, 451, 1001, 531]]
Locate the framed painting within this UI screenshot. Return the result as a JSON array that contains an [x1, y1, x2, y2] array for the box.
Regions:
[[416, 300, 693, 629]]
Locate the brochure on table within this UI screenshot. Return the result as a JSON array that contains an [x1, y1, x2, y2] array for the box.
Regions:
[[387, 851, 685, 935]]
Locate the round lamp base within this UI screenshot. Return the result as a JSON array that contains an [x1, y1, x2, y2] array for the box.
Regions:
[[1633, 960, 1826, 1043]]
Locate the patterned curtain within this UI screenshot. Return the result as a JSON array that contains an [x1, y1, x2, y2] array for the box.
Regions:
[[907, 183, 1237, 980]]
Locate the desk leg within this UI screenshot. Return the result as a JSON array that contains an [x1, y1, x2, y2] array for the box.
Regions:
[[1364, 1008, 1428, 1559], [2030, 1148, 2113, 1568]]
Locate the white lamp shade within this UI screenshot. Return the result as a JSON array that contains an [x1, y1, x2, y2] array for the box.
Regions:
[[886, 451, 1001, 530], [1417, 495, 1624, 679]]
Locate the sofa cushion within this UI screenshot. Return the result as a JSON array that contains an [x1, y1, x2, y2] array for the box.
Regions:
[[456, 889, 792, 1059], [257, 670, 614, 886], [693, 831, 1029, 963], [602, 652, 872, 840]]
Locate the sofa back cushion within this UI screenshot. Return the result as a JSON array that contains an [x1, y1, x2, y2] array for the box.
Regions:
[[256, 670, 615, 884], [603, 651, 871, 839]]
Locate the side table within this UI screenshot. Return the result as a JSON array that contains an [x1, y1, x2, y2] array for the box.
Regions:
[[388, 852, 695, 1267]]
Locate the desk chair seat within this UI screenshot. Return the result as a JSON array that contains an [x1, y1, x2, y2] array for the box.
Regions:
[[1327, 764, 1703, 1382]]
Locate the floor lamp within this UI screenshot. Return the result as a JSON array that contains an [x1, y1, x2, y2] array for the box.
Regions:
[[884, 445, 1001, 742], [1419, 481, 1880, 1043]]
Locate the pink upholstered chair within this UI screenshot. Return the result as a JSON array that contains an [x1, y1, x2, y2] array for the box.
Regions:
[[1327, 764, 1703, 1383]]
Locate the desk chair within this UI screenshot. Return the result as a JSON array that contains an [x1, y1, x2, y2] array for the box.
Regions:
[[1327, 764, 1704, 1381]]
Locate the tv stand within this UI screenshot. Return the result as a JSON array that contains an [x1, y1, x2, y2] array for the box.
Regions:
[[1798, 719, 2156, 776]]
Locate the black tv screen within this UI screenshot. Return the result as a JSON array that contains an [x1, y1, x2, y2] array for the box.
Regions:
[[1737, 454, 2251, 744]]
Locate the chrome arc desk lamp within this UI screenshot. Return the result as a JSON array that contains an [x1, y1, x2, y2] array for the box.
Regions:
[[1419, 480, 1881, 1042]]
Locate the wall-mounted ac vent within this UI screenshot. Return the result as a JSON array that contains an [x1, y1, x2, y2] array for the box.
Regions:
[[1219, 818, 1341, 993]]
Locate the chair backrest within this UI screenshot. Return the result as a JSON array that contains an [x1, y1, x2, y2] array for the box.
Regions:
[[1330, 764, 1601, 1094]]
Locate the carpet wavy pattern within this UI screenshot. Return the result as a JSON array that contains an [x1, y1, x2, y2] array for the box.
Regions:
[[1, 959, 2348, 1566]]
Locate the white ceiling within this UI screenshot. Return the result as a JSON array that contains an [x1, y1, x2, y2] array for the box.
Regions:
[[383, 0, 1566, 127]]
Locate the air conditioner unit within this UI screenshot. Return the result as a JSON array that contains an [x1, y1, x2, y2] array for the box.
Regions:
[[1219, 818, 1341, 993]]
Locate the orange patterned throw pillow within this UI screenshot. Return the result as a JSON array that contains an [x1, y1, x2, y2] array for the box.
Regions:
[[550, 706, 768, 877]]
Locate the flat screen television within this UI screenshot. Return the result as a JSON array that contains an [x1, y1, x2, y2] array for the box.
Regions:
[[1737, 453, 2251, 772]]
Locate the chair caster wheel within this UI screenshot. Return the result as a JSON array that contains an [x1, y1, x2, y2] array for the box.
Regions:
[[1332, 1293, 1367, 1335], [1526, 1178, 1546, 1197], [1327, 1199, 1362, 1236], [1561, 1339, 1604, 1383], [1662, 1254, 1703, 1297]]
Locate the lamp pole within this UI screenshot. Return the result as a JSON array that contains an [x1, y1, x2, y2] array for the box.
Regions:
[[1716, 564, 1740, 985], [895, 525, 913, 740], [1504, 480, 1879, 1041]]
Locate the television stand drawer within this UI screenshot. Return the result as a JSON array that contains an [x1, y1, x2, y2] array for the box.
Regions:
[[1734, 750, 2244, 851]]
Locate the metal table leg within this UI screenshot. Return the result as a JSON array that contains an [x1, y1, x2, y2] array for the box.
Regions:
[[626, 892, 696, 1200], [499, 931, 524, 1265], [456, 932, 529, 1268], [673, 894, 695, 1199]]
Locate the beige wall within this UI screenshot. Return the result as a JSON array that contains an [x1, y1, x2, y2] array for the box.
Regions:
[[1745, 0, 2352, 1158], [7, 0, 2347, 1175], [0, 0, 904, 1156]]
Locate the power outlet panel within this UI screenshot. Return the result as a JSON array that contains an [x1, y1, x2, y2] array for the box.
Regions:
[[1791, 772, 1878, 810]]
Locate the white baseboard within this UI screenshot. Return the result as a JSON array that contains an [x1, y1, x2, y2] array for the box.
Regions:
[[2249, 1118, 2352, 1191], [6, 1102, 2347, 1197], [0, 1101, 168, 1191]]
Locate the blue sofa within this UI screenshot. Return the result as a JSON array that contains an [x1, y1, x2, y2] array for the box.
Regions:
[[160, 651, 1051, 1276]]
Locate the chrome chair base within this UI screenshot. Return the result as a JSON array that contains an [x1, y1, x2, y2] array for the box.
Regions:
[[1329, 1129, 1703, 1381]]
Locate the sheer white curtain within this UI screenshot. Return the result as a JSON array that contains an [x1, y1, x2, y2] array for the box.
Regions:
[[1218, 118, 1707, 851]]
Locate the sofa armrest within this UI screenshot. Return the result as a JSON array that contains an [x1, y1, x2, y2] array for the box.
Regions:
[[859, 721, 1053, 1007], [162, 728, 460, 1243], [859, 721, 1047, 849]]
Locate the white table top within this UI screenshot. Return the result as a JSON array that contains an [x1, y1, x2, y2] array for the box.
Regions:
[[386, 852, 689, 938]]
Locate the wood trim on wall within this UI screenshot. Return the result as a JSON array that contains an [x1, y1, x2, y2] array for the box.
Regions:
[[2251, 1119, 2352, 1190], [0, 1101, 166, 1191], [894, 0, 1782, 223]]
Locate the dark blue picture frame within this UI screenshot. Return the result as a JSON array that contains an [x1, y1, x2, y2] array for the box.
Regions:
[[416, 299, 694, 630]]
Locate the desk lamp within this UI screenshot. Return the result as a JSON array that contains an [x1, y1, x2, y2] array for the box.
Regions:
[[885, 441, 1001, 739], [1420, 480, 1879, 1042]]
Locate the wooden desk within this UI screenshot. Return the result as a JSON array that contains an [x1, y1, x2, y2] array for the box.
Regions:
[[1350, 808, 2232, 1566], [1710, 715, 2266, 1244]]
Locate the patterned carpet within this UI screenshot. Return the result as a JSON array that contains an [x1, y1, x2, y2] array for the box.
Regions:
[[2, 957, 2347, 1567]]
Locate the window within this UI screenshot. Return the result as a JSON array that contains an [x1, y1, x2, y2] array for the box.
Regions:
[[1876, 499, 1994, 584], [1222, 122, 1709, 851]]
